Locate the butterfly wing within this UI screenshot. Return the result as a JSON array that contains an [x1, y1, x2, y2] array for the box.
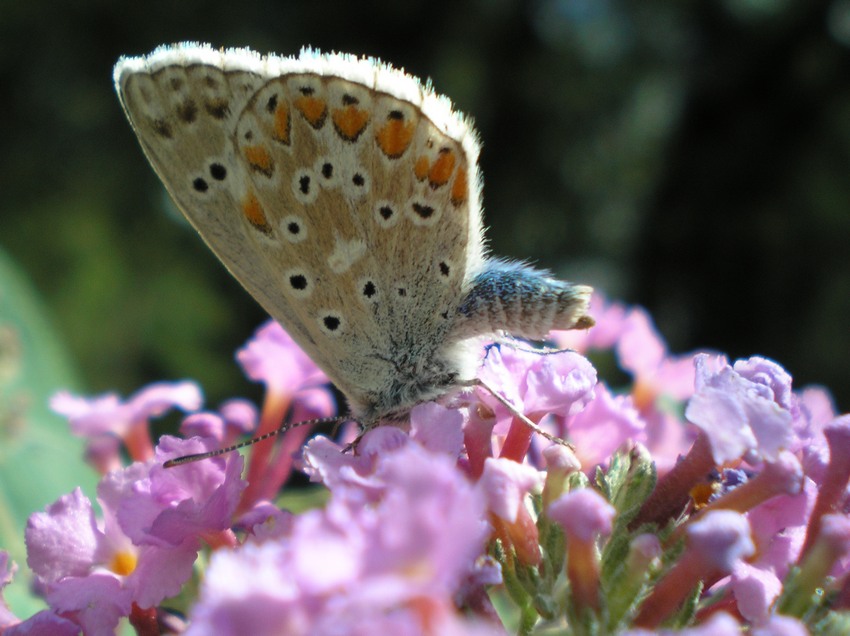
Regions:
[[115, 44, 483, 417]]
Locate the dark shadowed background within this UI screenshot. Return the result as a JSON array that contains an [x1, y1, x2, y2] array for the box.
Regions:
[[2, 0, 849, 412]]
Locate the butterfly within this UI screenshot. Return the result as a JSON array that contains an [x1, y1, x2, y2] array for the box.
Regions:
[[114, 43, 593, 437]]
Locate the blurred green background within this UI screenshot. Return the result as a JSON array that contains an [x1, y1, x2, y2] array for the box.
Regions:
[[2, 0, 849, 412]]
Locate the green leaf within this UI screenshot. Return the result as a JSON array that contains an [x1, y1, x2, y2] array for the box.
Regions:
[[608, 447, 657, 531], [667, 580, 702, 629], [276, 484, 330, 513], [0, 249, 96, 618]]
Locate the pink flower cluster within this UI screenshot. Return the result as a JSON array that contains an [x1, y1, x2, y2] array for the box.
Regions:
[[1, 295, 847, 635]]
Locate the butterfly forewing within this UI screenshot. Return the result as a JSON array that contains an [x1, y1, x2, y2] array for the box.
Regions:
[[115, 46, 483, 414]]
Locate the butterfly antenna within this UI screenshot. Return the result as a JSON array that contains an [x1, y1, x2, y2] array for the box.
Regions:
[[163, 415, 347, 468], [471, 377, 573, 449]]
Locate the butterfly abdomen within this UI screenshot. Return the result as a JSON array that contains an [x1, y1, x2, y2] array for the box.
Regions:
[[452, 261, 593, 340]]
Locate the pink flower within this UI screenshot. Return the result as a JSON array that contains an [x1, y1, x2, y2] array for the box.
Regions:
[[479, 457, 545, 567], [548, 488, 616, 543], [25, 489, 133, 634], [14, 296, 850, 634], [685, 354, 795, 463], [477, 346, 597, 426], [23, 436, 246, 632], [0, 550, 80, 636], [634, 511, 755, 629], [301, 409, 466, 498], [623, 611, 743, 635], [714, 465, 815, 621], [561, 297, 702, 470], [186, 443, 494, 635], [236, 320, 328, 392], [548, 488, 616, 610], [0, 552, 80, 636], [111, 436, 245, 549], [729, 561, 783, 623], [3, 611, 80, 636], [473, 345, 596, 463], [409, 402, 466, 457], [235, 321, 336, 511], [752, 615, 810, 636], [180, 398, 258, 445], [568, 382, 644, 470], [479, 458, 543, 523], [51, 380, 202, 466], [791, 386, 836, 484]]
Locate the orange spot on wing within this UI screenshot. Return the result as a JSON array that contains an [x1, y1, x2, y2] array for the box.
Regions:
[[450, 166, 468, 205], [428, 149, 456, 187], [243, 145, 273, 176], [332, 106, 370, 141], [414, 155, 430, 181], [376, 119, 415, 158], [242, 192, 272, 234], [294, 95, 327, 128], [273, 102, 290, 144]]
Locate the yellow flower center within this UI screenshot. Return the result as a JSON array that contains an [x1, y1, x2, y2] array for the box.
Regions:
[[110, 550, 137, 576]]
